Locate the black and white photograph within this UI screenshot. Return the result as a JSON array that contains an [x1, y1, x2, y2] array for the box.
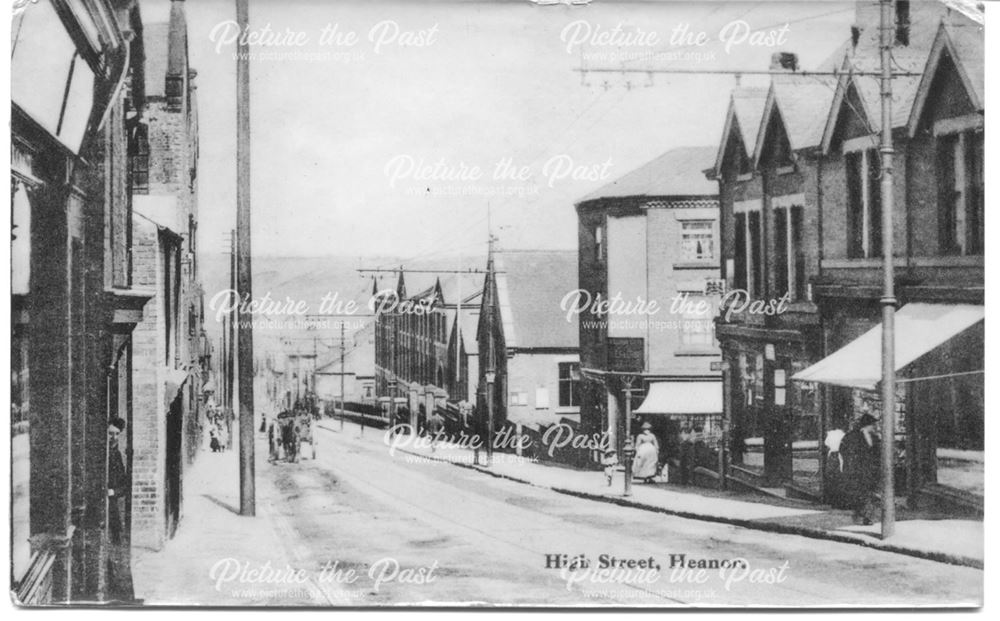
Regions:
[[7, 0, 988, 608]]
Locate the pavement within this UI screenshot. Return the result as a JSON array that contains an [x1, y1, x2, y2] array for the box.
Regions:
[[131, 436, 331, 605], [337, 420, 984, 569], [130, 420, 982, 606]]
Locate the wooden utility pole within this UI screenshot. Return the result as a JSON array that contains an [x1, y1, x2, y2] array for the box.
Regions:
[[878, 0, 897, 539], [236, 0, 255, 517], [622, 377, 635, 497], [341, 322, 348, 432], [227, 230, 236, 447], [483, 236, 496, 466]]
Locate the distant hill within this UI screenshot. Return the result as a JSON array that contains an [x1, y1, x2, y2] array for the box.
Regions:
[[198, 252, 486, 370]]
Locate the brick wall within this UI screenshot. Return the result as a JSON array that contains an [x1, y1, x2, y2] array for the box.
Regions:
[[128, 83, 202, 548], [130, 219, 167, 550]]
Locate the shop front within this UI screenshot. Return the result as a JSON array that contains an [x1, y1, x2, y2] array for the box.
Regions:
[[794, 303, 984, 512], [632, 380, 723, 487]]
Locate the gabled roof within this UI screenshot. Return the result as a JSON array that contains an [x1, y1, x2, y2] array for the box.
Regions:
[[489, 251, 578, 350], [577, 146, 718, 204], [710, 87, 768, 178], [907, 20, 984, 137], [753, 74, 837, 165], [822, 1, 976, 147], [452, 308, 481, 355], [437, 272, 484, 307]]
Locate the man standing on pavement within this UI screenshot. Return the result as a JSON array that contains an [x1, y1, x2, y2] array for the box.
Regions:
[[107, 417, 135, 602], [839, 413, 881, 525]]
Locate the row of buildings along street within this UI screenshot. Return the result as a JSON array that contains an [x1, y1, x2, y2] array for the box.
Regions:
[[12, 0, 208, 603], [7, 0, 986, 608], [293, 0, 981, 520]]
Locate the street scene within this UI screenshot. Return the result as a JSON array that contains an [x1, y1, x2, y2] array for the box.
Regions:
[[8, 0, 987, 609]]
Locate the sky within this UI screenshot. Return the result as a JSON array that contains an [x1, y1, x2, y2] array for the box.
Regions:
[[142, 0, 856, 262]]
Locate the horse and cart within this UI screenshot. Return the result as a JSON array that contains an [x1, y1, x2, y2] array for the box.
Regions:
[[270, 409, 316, 463]]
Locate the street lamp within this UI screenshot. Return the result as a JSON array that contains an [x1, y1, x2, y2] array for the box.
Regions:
[[485, 370, 496, 466]]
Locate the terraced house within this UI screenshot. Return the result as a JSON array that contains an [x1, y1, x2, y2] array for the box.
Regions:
[[707, 0, 984, 513], [12, 0, 153, 603]]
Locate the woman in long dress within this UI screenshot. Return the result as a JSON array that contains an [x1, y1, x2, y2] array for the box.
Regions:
[[633, 422, 660, 482]]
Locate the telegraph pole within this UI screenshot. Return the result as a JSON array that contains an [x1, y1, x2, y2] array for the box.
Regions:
[[484, 235, 497, 467], [227, 230, 236, 448], [622, 377, 635, 497], [236, 0, 255, 517], [878, 0, 897, 539]]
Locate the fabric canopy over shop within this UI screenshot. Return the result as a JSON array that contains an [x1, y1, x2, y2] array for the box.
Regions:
[[135, 195, 184, 236], [633, 381, 722, 415], [164, 368, 190, 404], [792, 303, 984, 390]]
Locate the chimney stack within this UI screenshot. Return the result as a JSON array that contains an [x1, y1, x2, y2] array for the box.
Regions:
[[769, 52, 798, 72]]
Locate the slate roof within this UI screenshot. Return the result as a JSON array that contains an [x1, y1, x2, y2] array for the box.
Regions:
[[577, 146, 718, 204], [943, 21, 985, 106], [711, 87, 768, 177], [821, 4, 982, 145], [454, 308, 481, 355], [905, 20, 985, 135], [761, 74, 839, 155], [491, 251, 578, 350], [731, 88, 769, 151], [834, 1, 979, 132]]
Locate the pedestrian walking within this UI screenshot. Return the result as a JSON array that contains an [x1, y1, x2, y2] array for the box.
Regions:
[[678, 425, 695, 485], [268, 421, 279, 462], [281, 417, 298, 463], [633, 422, 660, 483], [601, 448, 618, 486], [839, 413, 881, 525], [427, 409, 445, 452], [209, 424, 222, 452]]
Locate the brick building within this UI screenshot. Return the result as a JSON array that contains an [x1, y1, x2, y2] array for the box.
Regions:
[[706, 0, 984, 508], [374, 271, 483, 428], [128, 0, 205, 551], [11, 0, 152, 603], [708, 70, 836, 493], [576, 147, 722, 473], [795, 1, 984, 513], [475, 250, 581, 462]]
